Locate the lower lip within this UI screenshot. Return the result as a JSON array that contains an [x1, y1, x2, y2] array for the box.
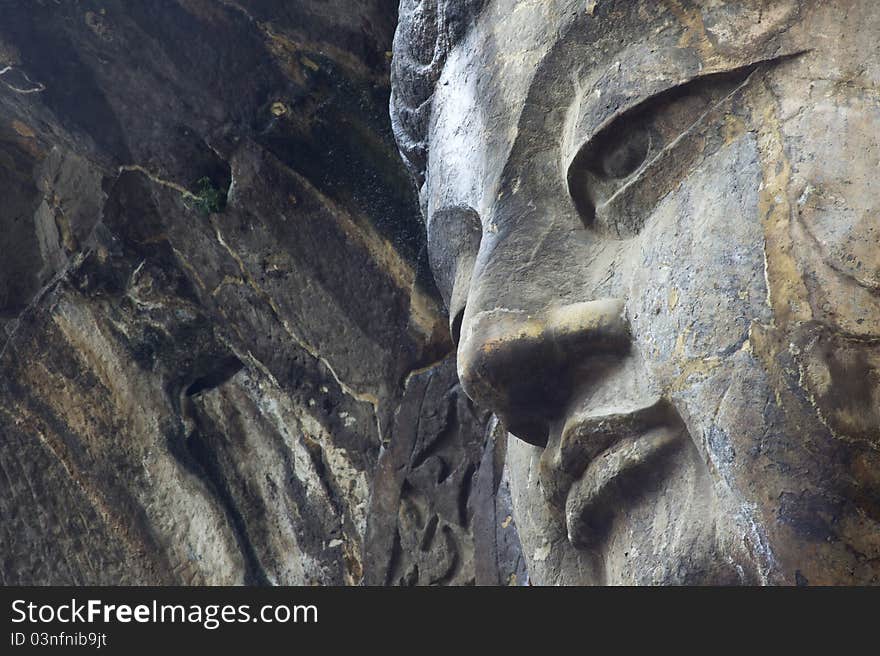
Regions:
[[564, 427, 681, 549]]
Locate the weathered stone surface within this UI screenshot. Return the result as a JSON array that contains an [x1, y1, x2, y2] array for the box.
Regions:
[[0, 1, 522, 586], [393, 0, 880, 584], [364, 359, 525, 585]]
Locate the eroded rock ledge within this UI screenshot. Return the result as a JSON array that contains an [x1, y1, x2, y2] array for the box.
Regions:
[[0, 0, 523, 586]]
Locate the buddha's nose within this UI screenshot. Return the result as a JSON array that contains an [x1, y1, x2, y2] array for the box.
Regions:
[[457, 298, 630, 447]]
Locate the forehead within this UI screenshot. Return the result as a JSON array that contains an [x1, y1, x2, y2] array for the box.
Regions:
[[425, 0, 574, 221], [425, 0, 800, 223]]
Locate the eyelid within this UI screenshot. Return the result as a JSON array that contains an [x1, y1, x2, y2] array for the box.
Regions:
[[566, 57, 796, 236], [601, 65, 759, 204], [568, 51, 804, 169]]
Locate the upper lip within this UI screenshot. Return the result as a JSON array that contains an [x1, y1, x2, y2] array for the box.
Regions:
[[539, 396, 682, 548]]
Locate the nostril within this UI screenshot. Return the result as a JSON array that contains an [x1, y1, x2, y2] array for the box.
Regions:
[[450, 306, 466, 347], [507, 419, 550, 448], [458, 299, 630, 450]]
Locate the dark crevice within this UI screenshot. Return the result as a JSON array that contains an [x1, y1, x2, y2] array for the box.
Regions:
[[409, 392, 457, 471], [0, 139, 44, 317], [182, 428, 271, 586], [419, 514, 439, 552], [185, 356, 244, 396], [428, 526, 460, 586], [450, 307, 465, 347], [386, 529, 403, 586], [300, 433, 346, 523], [458, 463, 477, 527]]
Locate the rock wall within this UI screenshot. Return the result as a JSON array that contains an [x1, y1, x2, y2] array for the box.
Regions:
[[0, 0, 522, 586]]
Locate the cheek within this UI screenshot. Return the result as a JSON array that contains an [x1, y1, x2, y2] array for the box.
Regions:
[[780, 96, 880, 445], [619, 132, 784, 511], [786, 99, 880, 337], [625, 132, 769, 386]]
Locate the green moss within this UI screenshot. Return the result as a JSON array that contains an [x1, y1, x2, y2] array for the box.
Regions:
[[189, 176, 226, 215]]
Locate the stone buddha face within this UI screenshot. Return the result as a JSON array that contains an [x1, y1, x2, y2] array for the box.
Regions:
[[396, 0, 880, 584]]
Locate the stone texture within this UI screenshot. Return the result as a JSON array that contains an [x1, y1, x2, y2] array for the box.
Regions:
[[0, 1, 523, 586], [393, 0, 880, 585], [364, 359, 525, 585]]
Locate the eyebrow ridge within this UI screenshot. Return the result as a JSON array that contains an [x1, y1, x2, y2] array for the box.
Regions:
[[596, 63, 762, 211]]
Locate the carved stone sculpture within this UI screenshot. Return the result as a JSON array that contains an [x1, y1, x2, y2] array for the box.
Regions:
[[0, 0, 528, 587], [392, 0, 880, 584]]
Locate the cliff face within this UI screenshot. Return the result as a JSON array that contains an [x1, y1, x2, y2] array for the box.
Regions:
[[0, 0, 523, 586]]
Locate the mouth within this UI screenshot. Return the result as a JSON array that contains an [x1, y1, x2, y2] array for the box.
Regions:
[[539, 397, 684, 549]]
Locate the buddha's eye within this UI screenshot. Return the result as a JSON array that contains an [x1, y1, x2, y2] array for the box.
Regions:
[[567, 63, 760, 238], [593, 126, 651, 180], [427, 206, 482, 345]]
